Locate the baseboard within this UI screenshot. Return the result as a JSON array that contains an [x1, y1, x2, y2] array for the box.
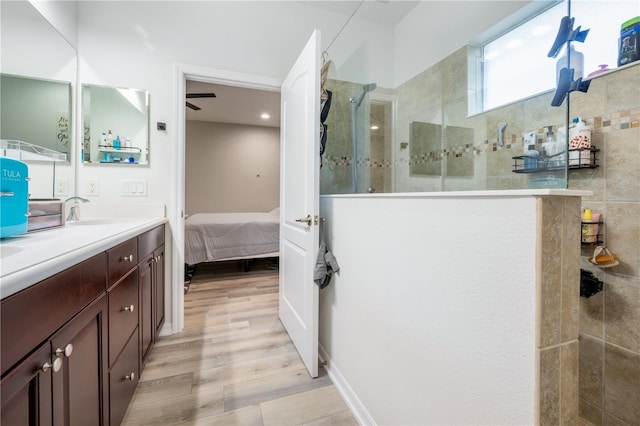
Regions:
[[319, 344, 376, 426], [159, 322, 173, 337]]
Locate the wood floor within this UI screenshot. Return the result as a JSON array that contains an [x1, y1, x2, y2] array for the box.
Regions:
[[122, 259, 357, 426]]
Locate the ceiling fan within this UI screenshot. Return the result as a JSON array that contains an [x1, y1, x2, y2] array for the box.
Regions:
[[186, 92, 216, 110]]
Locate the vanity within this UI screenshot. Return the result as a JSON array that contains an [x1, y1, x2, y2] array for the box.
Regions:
[[1, 218, 166, 425]]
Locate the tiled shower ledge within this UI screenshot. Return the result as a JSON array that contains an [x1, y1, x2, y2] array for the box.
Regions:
[[322, 189, 592, 198]]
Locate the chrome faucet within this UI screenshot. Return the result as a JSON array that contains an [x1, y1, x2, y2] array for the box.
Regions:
[[65, 196, 89, 221]]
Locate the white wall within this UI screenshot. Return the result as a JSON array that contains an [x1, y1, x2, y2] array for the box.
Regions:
[[185, 121, 279, 215], [29, 0, 78, 48], [319, 193, 538, 425], [393, 1, 534, 86]]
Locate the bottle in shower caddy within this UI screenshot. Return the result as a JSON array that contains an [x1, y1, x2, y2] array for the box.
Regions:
[[523, 145, 539, 170], [556, 44, 584, 84], [538, 147, 549, 169], [581, 209, 600, 244]]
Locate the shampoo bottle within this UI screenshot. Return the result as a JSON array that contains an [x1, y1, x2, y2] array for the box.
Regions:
[[581, 209, 600, 243], [556, 44, 584, 84], [524, 145, 539, 170], [106, 130, 113, 147]]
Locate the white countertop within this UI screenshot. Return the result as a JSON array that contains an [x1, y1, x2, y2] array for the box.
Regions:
[[0, 216, 167, 300]]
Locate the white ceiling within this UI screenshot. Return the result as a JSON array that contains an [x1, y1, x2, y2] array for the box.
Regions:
[[184, 2, 420, 129], [303, 1, 420, 26], [185, 80, 281, 128]]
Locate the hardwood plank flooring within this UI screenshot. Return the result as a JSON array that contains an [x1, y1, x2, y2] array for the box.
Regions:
[[122, 259, 356, 426]]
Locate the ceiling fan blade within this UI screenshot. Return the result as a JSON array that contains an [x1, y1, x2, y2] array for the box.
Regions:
[[186, 101, 201, 111], [186, 93, 216, 99]]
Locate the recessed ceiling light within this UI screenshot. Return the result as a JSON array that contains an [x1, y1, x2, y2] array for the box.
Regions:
[[261, 113, 270, 119], [371, 125, 379, 130]]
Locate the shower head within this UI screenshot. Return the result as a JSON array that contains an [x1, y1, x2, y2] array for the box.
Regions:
[[352, 82, 377, 107], [363, 83, 377, 93]]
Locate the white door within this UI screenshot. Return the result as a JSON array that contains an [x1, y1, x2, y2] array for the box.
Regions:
[[279, 30, 321, 378]]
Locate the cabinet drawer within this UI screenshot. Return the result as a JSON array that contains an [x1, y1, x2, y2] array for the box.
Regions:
[[109, 328, 139, 426], [1, 253, 106, 376], [108, 269, 138, 366], [138, 225, 164, 260], [107, 239, 137, 285]]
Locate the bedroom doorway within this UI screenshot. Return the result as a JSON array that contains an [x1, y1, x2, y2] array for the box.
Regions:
[[183, 81, 282, 289], [172, 64, 283, 334]]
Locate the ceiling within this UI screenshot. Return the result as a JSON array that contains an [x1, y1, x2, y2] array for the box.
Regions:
[[185, 80, 281, 128], [303, 1, 420, 26], [184, 2, 420, 129]]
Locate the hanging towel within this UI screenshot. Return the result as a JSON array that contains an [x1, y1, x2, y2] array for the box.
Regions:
[[314, 221, 339, 289]]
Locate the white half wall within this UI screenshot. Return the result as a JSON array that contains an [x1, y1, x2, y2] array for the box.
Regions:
[[185, 121, 280, 215], [319, 193, 539, 425]]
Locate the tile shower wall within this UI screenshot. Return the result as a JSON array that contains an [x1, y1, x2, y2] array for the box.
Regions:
[[393, 50, 638, 425], [325, 45, 638, 423], [573, 64, 640, 426], [321, 80, 393, 194]]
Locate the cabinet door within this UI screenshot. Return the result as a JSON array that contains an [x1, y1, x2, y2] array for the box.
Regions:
[[51, 295, 108, 426], [1, 342, 54, 426], [153, 245, 165, 335], [139, 258, 154, 366], [109, 328, 139, 426]]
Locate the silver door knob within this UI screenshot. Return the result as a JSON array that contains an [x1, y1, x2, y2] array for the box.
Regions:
[[42, 357, 63, 373], [55, 344, 73, 357], [124, 304, 135, 312], [121, 255, 133, 262], [125, 372, 135, 381], [295, 215, 312, 226]]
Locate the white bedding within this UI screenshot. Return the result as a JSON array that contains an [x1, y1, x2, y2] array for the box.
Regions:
[[184, 209, 279, 265]]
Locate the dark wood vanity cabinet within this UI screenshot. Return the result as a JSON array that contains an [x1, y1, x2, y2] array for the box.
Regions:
[[51, 295, 108, 426], [138, 226, 166, 367], [1, 223, 166, 426], [1, 254, 108, 426], [1, 343, 54, 426]]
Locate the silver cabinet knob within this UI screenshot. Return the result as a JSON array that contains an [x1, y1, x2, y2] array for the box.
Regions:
[[42, 357, 62, 373], [121, 255, 133, 262], [124, 304, 135, 313], [125, 372, 135, 381], [55, 344, 73, 357]]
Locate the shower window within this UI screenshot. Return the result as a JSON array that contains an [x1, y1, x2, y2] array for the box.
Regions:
[[483, 0, 637, 111]]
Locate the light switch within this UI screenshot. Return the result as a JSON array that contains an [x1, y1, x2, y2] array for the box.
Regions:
[[121, 180, 147, 197]]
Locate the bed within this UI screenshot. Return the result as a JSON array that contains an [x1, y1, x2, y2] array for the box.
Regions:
[[184, 208, 280, 266]]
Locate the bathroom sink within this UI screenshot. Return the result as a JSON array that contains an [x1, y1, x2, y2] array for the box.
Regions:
[[67, 218, 129, 226]]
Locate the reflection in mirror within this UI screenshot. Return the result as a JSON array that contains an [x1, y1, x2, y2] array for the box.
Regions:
[[1, 74, 72, 159], [82, 84, 150, 165], [0, 0, 76, 198]]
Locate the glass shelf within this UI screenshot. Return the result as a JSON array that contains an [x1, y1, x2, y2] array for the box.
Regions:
[[1, 139, 67, 162]]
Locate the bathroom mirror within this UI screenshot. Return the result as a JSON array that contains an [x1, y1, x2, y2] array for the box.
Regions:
[[1, 74, 72, 159], [81, 84, 150, 165], [0, 1, 76, 162]]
